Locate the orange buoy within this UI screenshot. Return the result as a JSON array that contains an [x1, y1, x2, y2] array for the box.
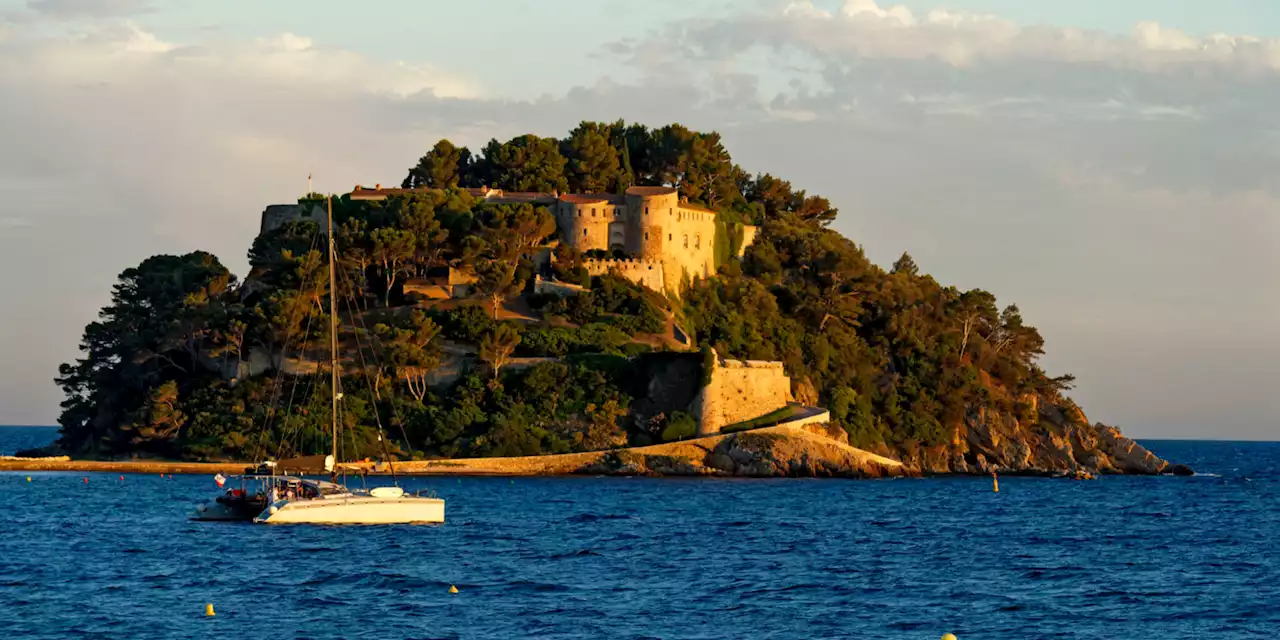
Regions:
[[119, 475, 124, 481], [82, 477, 88, 484]]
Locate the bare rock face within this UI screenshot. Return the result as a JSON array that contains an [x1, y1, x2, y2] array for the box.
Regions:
[[706, 433, 908, 478], [578, 429, 912, 479], [931, 395, 1188, 477]]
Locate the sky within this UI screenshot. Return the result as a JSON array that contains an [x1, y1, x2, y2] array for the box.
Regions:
[[0, 0, 1277, 440]]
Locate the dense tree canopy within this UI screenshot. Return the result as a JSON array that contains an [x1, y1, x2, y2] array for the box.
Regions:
[[55, 119, 1071, 466]]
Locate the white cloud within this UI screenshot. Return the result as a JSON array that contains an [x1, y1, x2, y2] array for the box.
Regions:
[[1, 4, 1277, 439], [840, 0, 916, 26], [0, 23, 492, 424], [783, 1, 829, 19], [736, 0, 1280, 73], [1132, 22, 1200, 52], [1, 24, 479, 99], [24, 0, 153, 20]]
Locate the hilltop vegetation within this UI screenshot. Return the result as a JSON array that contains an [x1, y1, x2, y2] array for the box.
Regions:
[[52, 120, 1079, 468]]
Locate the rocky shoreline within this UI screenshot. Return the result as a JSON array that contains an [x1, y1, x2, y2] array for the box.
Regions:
[[5, 415, 1189, 478]]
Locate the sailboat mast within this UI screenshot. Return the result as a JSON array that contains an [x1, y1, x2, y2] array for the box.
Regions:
[[327, 195, 339, 475]]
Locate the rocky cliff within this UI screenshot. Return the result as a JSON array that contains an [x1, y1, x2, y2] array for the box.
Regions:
[[905, 394, 1192, 477], [374, 422, 913, 479]]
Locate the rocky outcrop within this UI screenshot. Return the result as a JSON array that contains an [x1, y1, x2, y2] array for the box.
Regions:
[[916, 395, 1190, 477], [581, 425, 910, 478]]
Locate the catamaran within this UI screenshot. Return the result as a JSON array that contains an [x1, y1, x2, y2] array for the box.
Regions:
[[193, 195, 444, 525]]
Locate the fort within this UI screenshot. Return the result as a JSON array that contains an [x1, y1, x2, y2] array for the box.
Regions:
[[262, 184, 758, 294], [692, 354, 795, 436]]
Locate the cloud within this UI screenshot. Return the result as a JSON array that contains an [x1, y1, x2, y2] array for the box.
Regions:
[[2, 24, 479, 99], [0, 6, 1277, 439], [712, 0, 1280, 72], [24, 0, 153, 20], [0, 23, 489, 425], [0, 216, 32, 228]]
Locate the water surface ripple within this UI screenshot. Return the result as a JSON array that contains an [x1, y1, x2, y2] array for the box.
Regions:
[[0, 433, 1276, 639]]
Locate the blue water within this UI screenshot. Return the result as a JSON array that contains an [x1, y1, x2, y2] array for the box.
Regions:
[[1, 427, 1277, 639], [0, 425, 59, 455]]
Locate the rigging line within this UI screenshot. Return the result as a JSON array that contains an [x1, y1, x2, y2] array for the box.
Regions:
[[271, 306, 322, 462], [337, 270, 400, 484], [264, 251, 326, 463], [276, 359, 321, 461], [337, 260, 411, 448], [337, 262, 410, 472], [248, 225, 324, 465]]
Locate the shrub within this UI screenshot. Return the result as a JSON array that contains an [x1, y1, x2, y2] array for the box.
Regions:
[[661, 411, 698, 442], [429, 304, 497, 343]]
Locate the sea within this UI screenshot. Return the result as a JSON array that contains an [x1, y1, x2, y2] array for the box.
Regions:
[[0, 426, 1276, 640]]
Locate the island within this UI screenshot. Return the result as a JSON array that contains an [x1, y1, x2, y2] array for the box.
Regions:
[[27, 120, 1190, 479]]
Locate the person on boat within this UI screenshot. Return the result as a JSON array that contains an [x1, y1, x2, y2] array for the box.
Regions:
[[269, 485, 279, 504]]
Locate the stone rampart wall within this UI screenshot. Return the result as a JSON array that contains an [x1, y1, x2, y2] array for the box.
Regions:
[[694, 353, 794, 436], [260, 203, 323, 235], [533, 275, 587, 298], [739, 225, 759, 258], [582, 258, 665, 291]]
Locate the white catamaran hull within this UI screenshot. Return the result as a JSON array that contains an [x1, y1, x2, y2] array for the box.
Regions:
[[254, 495, 444, 525]]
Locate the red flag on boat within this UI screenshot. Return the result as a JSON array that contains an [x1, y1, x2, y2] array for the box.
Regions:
[[214, 473, 227, 488]]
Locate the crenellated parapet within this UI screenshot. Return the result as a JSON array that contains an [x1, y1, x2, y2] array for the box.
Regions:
[[581, 257, 665, 290], [305, 184, 763, 296], [720, 359, 785, 370]]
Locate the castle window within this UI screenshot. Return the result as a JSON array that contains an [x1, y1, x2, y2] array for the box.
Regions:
[[645, 207, 649, 215], [683, 235, 689, 248], [645, 232, 649, 240], [583, 229, 588, 237], [695, 234, 701, 249], [592, 208, 596, 217], [669, 233, 672, 242]]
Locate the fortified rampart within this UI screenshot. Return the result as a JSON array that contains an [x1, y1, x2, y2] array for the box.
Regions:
[[693, 352, 793, 436], [278, 184, 761, 294], [260, 203, 324, 235], [581, 258, 665, 291], [739, 225, 759, 258], [532, 274, 587, 298]]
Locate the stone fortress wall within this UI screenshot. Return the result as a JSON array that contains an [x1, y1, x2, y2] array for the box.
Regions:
[[552, 186, 723, 292], [581, 258, 665, 292], [260, 202, 324, 235], [267, 184, 759, 294], [693, 351, 794, 436]]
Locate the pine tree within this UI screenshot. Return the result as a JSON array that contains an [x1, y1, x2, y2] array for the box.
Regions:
[[617, 138, 635, 194]]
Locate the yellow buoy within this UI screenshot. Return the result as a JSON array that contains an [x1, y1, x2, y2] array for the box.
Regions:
[[26, 477, 31, 482], [942, 634, 957, 640], [448, 585, 459, 594], [205, 603, 215, 617], [992, 472, 999, 493]]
